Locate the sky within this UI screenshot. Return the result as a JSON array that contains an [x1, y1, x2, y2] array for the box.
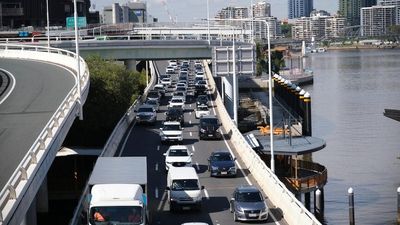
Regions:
[[90, 0, 339, 22]]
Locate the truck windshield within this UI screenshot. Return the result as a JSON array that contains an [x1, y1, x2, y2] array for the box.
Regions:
[[171, 179, 199, 191], [90, 206, 143, 225]]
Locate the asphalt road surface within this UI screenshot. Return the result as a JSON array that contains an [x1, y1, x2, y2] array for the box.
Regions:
[[119, 61, 287, 225], [0, 58, 75, 190]]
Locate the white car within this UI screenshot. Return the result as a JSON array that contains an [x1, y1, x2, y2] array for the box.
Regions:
[[195, 105, 210, 118], [169, 96, 185, 109], [163, 145, 193, 171], [161, 77, 172, 86], [160, 121, 184, 144], [173, 91, 186, 103]]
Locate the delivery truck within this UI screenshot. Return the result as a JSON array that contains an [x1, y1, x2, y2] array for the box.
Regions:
[[87, 157, 148, 225]]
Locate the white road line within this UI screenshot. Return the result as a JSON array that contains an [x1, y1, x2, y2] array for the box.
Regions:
[[157, 145, 160, 151], [190, 132, 193, 137], [189, 120, 192, 124], [191, 145, 195, 152], [157, 191, 167, 211], [203, 188, 210, 200], [155, 187, 159, 199], [155, 163, 158, 171], [189, 111, 192, 115], [0, 68, 16, 105], [195, 162, 200, 171], [189, 104, 192, 108]]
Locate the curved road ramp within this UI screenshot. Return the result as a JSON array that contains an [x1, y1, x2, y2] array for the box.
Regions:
[[0, 44, 90, 225]]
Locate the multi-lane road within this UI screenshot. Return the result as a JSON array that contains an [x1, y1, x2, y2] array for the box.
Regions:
[[0, 58, 75, 189], [118, 61, 287, 225]]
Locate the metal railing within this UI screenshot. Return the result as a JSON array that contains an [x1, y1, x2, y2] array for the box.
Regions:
[[284, 160, 328, 193], [0, 44, 89, 224], [203, 60, 321, 225]]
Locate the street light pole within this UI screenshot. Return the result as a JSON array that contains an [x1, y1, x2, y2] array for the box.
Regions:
[[73, 0, 83, 120], [46, 0, 50, 49], [207, 0, 210, 44], [209, 18, 274, 172]]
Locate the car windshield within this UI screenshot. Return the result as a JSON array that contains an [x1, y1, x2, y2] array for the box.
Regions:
[[198, 80, 206, 85], [169, 149, 189, 156], [171, 99, 183, 103], [168, 108, 183, 115], [90, 206, 143, 224], [171, 179, 199, 191], [212, 153, 232, 161], [198, 106, 208, 111], [236, 191, 263, 202], [138, 107, 153, 113], [146, 100, 157, 105], [148, 92, 158, 98], [163, 124, 181, 130], [175, 92, 184, 96], [198, 96, 207, 101], [200, 118, 218, 126]]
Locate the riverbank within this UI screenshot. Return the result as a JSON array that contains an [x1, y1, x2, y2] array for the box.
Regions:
[[327, 44, 399, 50]]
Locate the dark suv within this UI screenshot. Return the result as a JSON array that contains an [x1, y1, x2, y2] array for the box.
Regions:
[[199, 115, 222, 140], [165, 107, 184, 125]]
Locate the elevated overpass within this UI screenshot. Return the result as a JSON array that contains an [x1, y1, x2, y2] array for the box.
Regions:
[[0, 44, 89, 225]]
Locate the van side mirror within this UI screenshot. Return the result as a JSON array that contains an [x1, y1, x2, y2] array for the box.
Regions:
[[233, 157, 237, 161], [165, 187, 170, 191], [190, 153, 193, 156], [230, 197, 235, 202], [163, 153, 167, 156], [201, 186, 205, 190]]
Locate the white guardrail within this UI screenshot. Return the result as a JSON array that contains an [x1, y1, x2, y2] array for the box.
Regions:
[[203, 60, 321, 225], [0, 44, 90, 224], [69, 60, 157, 225]]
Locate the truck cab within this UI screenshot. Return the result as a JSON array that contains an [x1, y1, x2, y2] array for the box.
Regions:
[[87, 157, 148, 225]]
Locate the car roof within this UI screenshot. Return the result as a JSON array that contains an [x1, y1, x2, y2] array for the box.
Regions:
[[235, 185, 260, 193], [169, 167, 198, 179], [139, 104, 154, 109], [200, 115, 217, 119], [169, 145, 188, 150]]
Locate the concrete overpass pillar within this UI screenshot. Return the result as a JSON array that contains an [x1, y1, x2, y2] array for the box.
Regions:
[[124, 59, 137, 72], [36, 177, 49, 213], [20, 197, 37, 225]]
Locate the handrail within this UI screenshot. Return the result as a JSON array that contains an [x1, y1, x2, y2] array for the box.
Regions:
[[203, 60, 321, 225], [69, 60, 157, 225], [284, 160, 328, 193], [0, 44, 90, 224]]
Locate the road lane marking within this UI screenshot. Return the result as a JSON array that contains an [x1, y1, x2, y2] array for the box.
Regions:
[[195, 162, 200, 171], [157, 145, 160, 151], [155, 187, 159, 199], [203, 188, 210, 200], [190, 132, 193, 137], [189, 111, 192, 115], [157, 190, 167, 211], [0, 68, 16, 105], [155, 163, 158, 171], [189, 120, 192, 124], [191, 145, 195, 152]]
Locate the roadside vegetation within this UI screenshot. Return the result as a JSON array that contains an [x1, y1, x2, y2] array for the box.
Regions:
[[64, 55, 147, 147], [255, 42, 285, 76]]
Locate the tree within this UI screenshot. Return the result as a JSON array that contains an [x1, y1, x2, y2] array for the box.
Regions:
[[64, 55, 147, 147], [255, 43, 285, 76]]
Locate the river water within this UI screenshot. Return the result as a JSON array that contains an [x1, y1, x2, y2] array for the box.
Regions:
[[303, 49, 400, 225]]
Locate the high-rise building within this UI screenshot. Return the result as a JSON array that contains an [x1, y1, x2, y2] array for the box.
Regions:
[[102, 1, 147, 24], [361, 5, 396, 36], [252, 1, 271, 18], [0, 0, 95, 29], [292, 13, 346, 39], [215, 6, 249, 20], [377, 0, 400, 24], [288, 0, 314, 19], [339, 0, 377, 26], [325, 17, 347, 38]]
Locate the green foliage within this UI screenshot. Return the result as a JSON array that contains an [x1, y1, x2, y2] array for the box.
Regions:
[[281, 24, 292, 38], [389, 25, 400, 35], [64, 55, 146, 147], [255, 43, 285, 76]]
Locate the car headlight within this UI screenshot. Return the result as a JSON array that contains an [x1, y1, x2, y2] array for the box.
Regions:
[[200, 128, 206, 133], [235, 205, 244, 213], [260, 207, 268, 213], [211, 166, 219, 170], [229, 166, 236, 171], [136, 116, 140, 119]]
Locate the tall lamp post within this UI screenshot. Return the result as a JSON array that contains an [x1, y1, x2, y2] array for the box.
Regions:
[[46, 0, 50, 49], [73, 0, 83, 120], [209, 18, 274, 172], [206, 0, 210, 43]]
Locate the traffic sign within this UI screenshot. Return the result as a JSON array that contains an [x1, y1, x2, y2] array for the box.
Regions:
[[66, 17, 87, 28]]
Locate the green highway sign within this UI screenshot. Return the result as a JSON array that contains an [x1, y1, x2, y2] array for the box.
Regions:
[[66, 17, 87, 28]]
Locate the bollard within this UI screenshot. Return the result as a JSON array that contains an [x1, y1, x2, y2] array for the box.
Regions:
[[348, 187, 355, 225], [315, 189, 322, 218], [397, 187, 400, 224]]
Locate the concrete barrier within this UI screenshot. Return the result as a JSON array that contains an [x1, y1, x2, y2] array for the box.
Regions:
[[203, 60, 321, 225], [0, 44, 90, 225]]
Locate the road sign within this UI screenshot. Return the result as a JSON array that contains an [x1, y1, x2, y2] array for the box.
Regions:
[[66, 17, 87, 28]]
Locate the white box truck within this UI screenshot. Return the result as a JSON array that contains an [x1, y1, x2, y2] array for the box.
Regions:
[[87, 157, 148, 225]]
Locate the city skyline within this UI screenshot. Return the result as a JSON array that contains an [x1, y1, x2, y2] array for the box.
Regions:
[[91, 0, 340, 22]]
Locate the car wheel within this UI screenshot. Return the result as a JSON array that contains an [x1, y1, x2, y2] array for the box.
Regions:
[[170, 202, 176, 212]]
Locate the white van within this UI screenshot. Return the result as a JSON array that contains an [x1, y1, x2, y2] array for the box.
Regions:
[[166, 167, 204, 212]]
